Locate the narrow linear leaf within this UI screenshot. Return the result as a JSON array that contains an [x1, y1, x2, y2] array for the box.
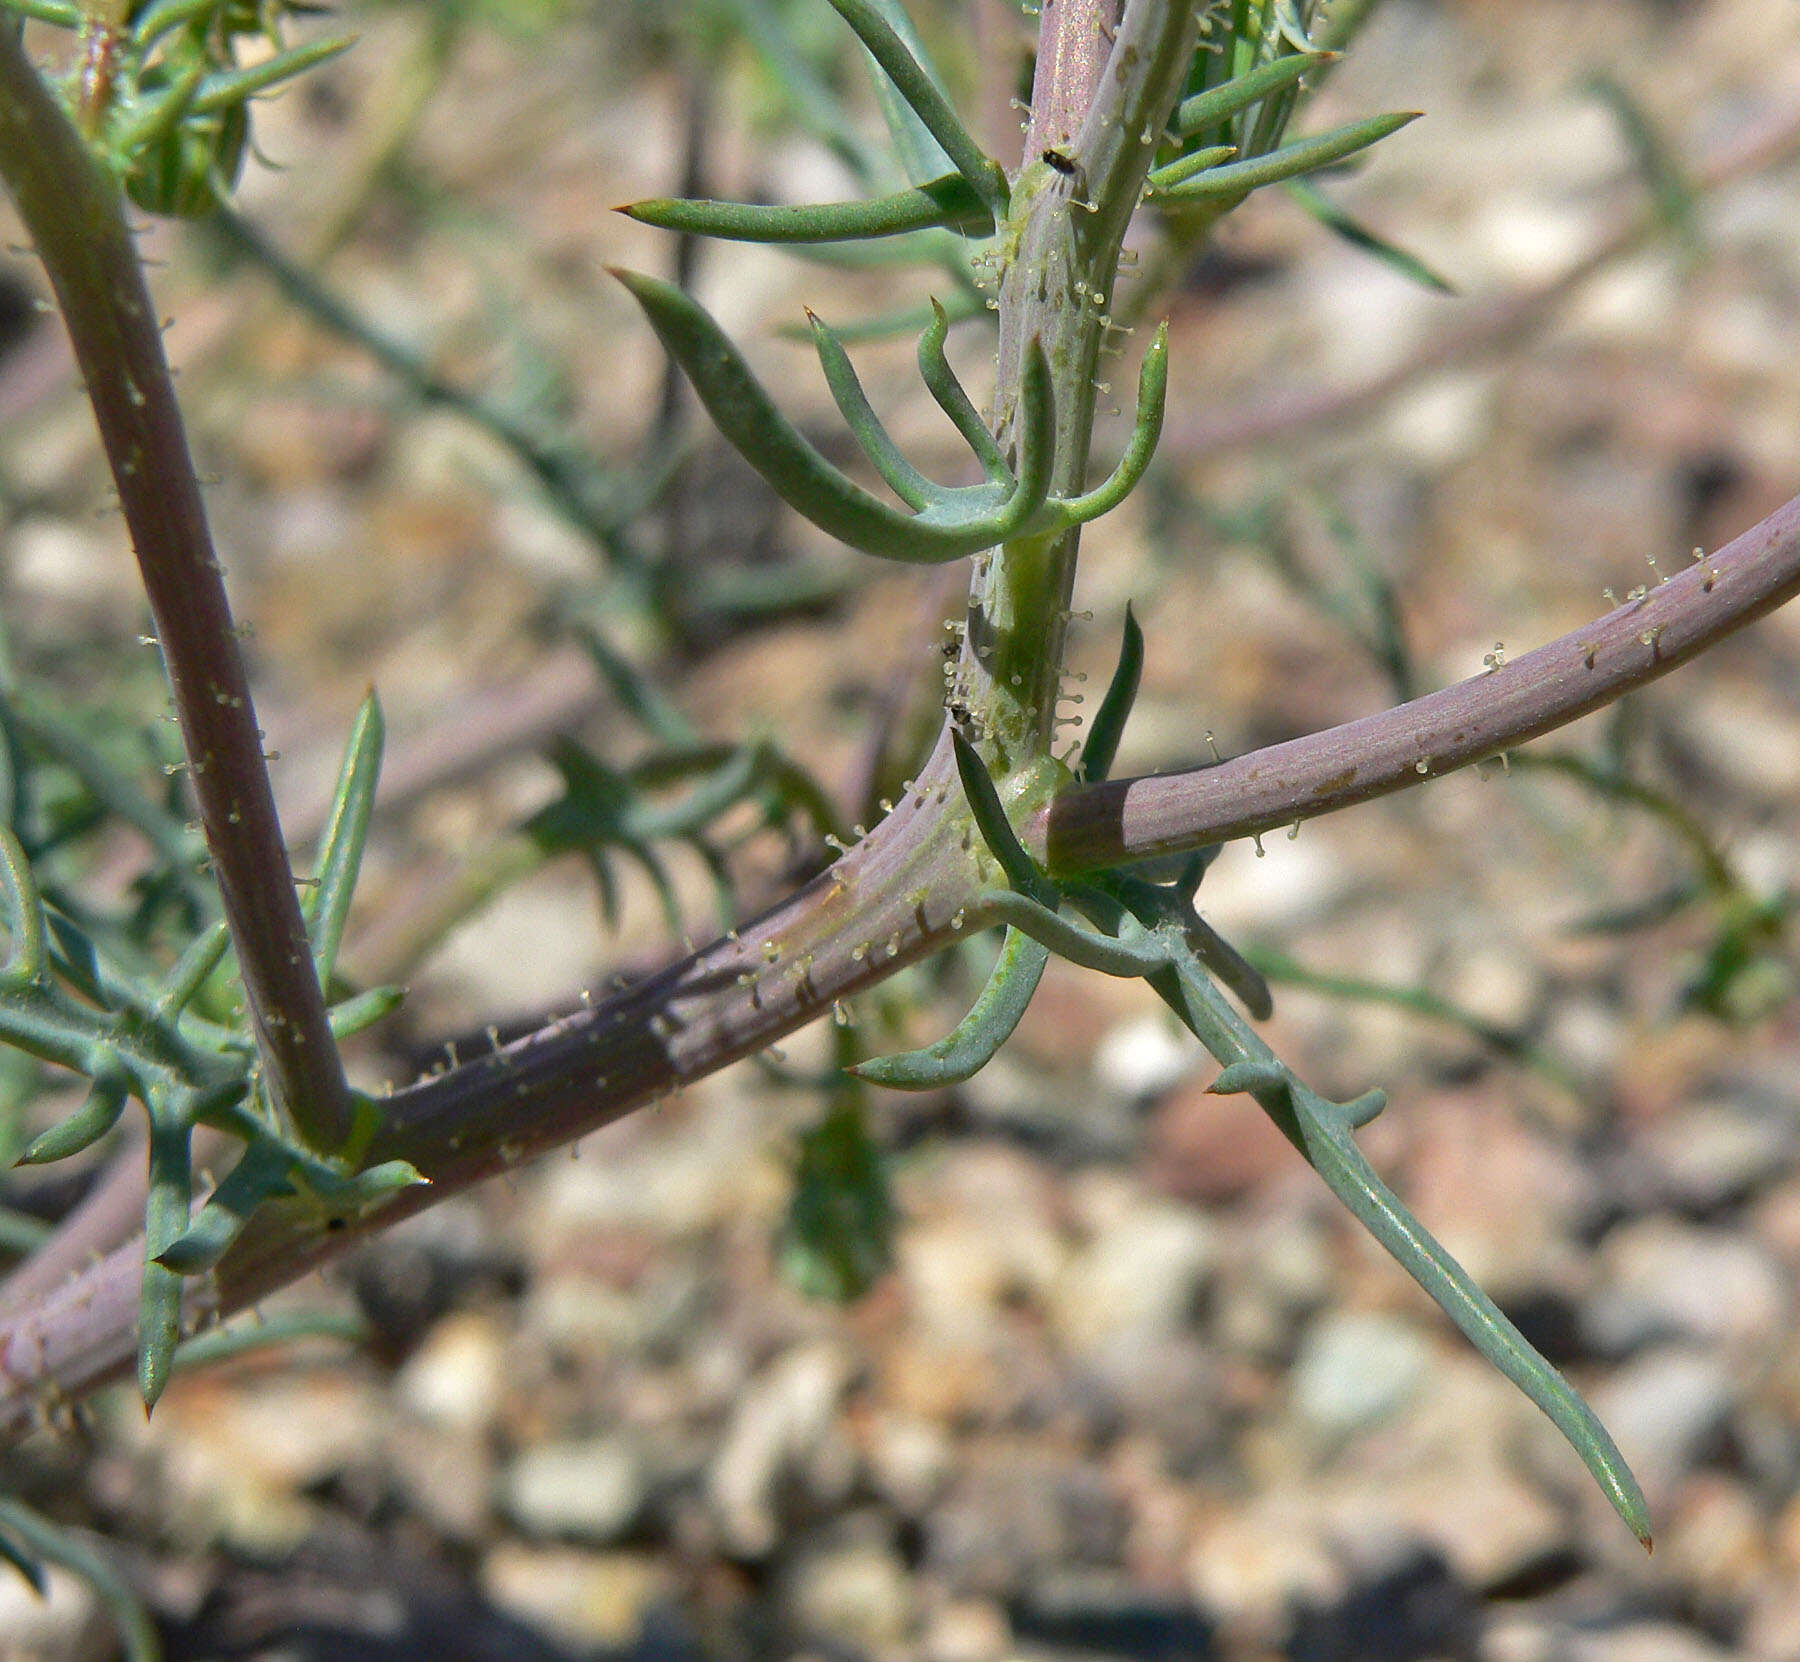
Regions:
[[0, 1525, 46, 1596], [326, 983, 404, 1040], [1158, 111, 1420, 202], [622, 174, 992, 245], [852, 927, 1049, 1088], [1055, 321, 1170, 526], [986, 889, 1172, 978], [0, 826, 45, 990], [1159, 943, 1652, 1550], [0, 1501, 159, 1662], [615, 269, 1048, 562], [1284, 177, 1456, 294], [155, 1138, 295, 1275], [16, 1075, 128, 1166], [917, 297, 1009, 482], [0, 0, 81, 25], [807, 311, 938, 509], [951, 731, 1054, 903], [306, 692, 383, 988], [154, 920, 232, 1020], [173, 1308, 371, 1373], [1147, 144, 1237, 192], [191, 33, 357, 116], [1079, 604, 1144, 785], [1174, 50, 1332, 141], [822, 0, 1007, 214], [858, 0, 956, 187], [139, 1109, 192, 1411]]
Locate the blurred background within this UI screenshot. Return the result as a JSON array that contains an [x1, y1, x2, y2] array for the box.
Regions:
[[3, 0, 1800, 1656]]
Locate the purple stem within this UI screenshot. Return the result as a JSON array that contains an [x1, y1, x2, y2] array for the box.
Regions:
[[0, 27, 351, 1149]]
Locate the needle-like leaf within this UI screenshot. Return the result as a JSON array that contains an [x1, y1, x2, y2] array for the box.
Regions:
[[621, 172, 993, 245], [1157, 111, 1419, 202], [305, 692, 383, 989], [1079, 605, 1144, 785]]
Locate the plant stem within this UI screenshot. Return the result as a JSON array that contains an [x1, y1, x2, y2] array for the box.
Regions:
[[963, 0, 1197, 773], [1039, 492, 1800, 871], [0, 30, 352, 1151]]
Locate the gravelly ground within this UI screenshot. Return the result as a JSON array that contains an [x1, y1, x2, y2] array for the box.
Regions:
[[4, 1, 1800, 1658]]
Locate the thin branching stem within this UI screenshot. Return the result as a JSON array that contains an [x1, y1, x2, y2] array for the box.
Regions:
[[0, 29, 352, 1151]]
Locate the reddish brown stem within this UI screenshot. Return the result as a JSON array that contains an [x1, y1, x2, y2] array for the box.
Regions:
[[0, 29, 351, 1149], [1040, 493, 1800, 871]]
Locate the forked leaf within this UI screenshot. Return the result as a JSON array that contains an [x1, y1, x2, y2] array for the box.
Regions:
[[851, 927, 1049, 1088], [622, 173, 993, 245], [306, 692, 383, 988], [1154, 936, 1652, 1551], [615, 269, 1052, 562], [155, 1138, 295, 1275], [1079, 604, 1144, 785], [1157, 111, 1419, 202]]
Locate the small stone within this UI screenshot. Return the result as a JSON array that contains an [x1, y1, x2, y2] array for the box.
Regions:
[[1567, 1620, 1734, 1662], [708, 1341, 854, 1558], [394, 1310, 506, 1434], [920, 1596, 1013, 1662], [864, 1411, 954, 1516], [1585, 1220, 1789, 1357], [782, 1540, 917, 1651], [1053, 1199, 1220, 1355], [1186, 1499, 1344, 1654], [1290, 1312, 1432, 1439], [927, 1443, 1127, 1597], [481, 1544, 667, 1650], [501, 1434, 646, 1544], [1093, 1013, 1194, 1100], [1642, 1096, 1799, 1210], [0, 1563, 108, 1662], [1744, 1584, 1800, 1662]]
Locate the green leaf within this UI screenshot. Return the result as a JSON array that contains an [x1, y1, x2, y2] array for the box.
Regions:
[[188, 33, 358, 118], [807, 310, 938, 509], [851, 926, 1049, 1088], [155, 1138, 296, 1275], [1284, 177, 1456, 293], [614, 269, 1052, 563], [821, 0, 1007, 215], [1156, 111, 1419, 202], [621, 172, 993, 244], [950, 731, 1054, 903], [16, 1075, 128, 1166], [305, 692, 383, 988], [780, 1099, 893, 1301], [917, 297, 1009, 483], [1079, 604, 1143, 785], [987, 888, 1173, 977], [326, 983, 405, 1040], [1152, 935, 1653, 1551], [1052, 320, 1170, 528], [0, 826, 45, 991], [139, 1107, 193, 1410], [1174, 50, 1331, 144], [0, 1500, 160, 1662]]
